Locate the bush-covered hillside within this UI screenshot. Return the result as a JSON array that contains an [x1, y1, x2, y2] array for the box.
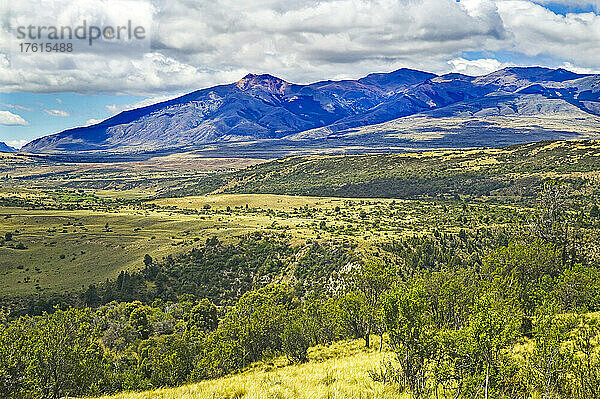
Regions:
[[3, 181, 600, 398], [168, 140, 600, 202]]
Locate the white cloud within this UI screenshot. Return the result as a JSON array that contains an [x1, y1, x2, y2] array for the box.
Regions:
[[497, 1, 600, 68], [105, 92, 184, 114], [43, 109, 70, 117], [1, 103, 33, 112], [0, 0, 599, 95], [104, 104, 120, 114], [559, 62, 600, 74], [5, 139, 28, 149], [0, 110, 29, 125], [85, 118, 103, 126], [448, 57, 516, 76], [0, 0, 509, 93]]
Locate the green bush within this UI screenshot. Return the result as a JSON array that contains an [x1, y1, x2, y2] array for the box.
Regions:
[[281, 313, 309, 363]]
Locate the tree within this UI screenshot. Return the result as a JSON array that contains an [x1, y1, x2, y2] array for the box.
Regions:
[[217, 284, 296, 367], [138, 335, 194, 387], [569, 315, 600, 398], [531, 181, 572, 265], [382, 284, 434, 396], [84, 284, 101, 307], [143, 254, 153, 270], [461, 294, 521, 399], [302, 293, 342, 345], [129, 307, 152, 340], [524, 302, 572, 398], [342, 260, 395, 348], [484, 240, 559, 317], [186, 299, 218, 333], [422, 268, 477, 330], [29, 308, 107, 399], [281, 310, 309, 363], [0, 320, 32, 398], [337, 291, 369, 345]]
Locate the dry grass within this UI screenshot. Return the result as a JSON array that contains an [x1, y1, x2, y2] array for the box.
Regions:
[[0, 191, 525, 295], [90, 338, 408, 399], [152, 193, 349, 211]]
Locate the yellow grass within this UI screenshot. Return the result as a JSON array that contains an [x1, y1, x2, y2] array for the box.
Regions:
[[153, 193, 349, 211], [91, 339, 407, 399], [0, 192, 521, 295]]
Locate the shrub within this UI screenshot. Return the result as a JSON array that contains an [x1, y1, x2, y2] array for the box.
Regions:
[[281, 314, 309, 363], [382, 284, 434, 396]]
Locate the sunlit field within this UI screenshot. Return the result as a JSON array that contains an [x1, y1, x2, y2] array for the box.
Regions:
[[90, 338, 410, 399]]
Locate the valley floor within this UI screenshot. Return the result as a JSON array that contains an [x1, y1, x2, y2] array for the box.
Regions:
[[0, 191, 520, 296]]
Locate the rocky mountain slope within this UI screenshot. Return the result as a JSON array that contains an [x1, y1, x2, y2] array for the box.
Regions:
[[0, 142, 16, 152]]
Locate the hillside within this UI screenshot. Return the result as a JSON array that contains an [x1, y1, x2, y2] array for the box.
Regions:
[[88, 338, 400, 399], [4, 139, 600, 399], [166, 140, 600, 202], [5, 140, 600, 204], [21, 67, 600, 155]]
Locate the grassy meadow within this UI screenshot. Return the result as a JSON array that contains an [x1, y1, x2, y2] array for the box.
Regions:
[[89, 337, 408, 399], [1, 188, 528, 296]]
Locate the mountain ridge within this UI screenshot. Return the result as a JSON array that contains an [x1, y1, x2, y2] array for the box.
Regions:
[[20, 66, 600, 155], [0, 142, 16, 152]]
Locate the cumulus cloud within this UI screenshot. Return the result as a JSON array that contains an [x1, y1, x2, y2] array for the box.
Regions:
[[559, 62, 600, 74], [5, 139, 29, 149], [0, 0, 599, 95], [105, 92, 184, 115], [0, 110, 29, 125], [43, 109, 70, 117], [448, 57, 516, 75], [85, 118, 103, 125], [497, 0, 600, 68]]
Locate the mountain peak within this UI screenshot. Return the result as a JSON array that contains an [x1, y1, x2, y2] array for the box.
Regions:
[[538, 67, 591, 82], [236, 73, 290, 93], [357, 68, 437, 91], [486, 66, 589, 83]]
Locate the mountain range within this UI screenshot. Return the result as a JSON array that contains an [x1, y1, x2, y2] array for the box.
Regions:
[[21, 67, 600, 156]]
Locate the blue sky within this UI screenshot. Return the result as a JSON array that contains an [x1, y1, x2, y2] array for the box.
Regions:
[[541, 2, 599, 15], [0, 92, 148, 148], [1, 0, 600, 148]]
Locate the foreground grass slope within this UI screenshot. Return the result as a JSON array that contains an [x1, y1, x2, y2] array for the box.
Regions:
[[91, 339, 406, 399]]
